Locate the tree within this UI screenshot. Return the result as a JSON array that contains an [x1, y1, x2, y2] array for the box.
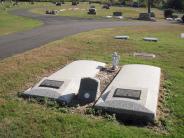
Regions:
[[166, 0, 184, 10]]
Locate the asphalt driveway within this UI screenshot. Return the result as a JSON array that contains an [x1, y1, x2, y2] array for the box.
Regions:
[[0, 9, 148, 59]]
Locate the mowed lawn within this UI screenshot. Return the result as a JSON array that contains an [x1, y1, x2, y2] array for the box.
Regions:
[[0, 23, 184, 137], [31, 2, 164, 20], [0, 2, 44, 36]]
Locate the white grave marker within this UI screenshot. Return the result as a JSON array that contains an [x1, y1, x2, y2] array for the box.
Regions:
[[181, 33, 184, 38]]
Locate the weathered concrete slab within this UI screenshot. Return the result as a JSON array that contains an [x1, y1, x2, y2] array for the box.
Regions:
[[133, 52, 156, 59], [144, 37, 158, 42], [114, 16, 123, 19], [24, 60, 105, 103], [106, 15, 112, 18], [114, 35, 129, 40], [95, 64, 161, 122]]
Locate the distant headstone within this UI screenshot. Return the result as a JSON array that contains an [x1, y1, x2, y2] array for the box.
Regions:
[[102, 4, 110, 9], [138, 13, 155, 21], [143, 37, 158, 42], [77, 78, 100, 104], [113, 12, 123, 19], [114, 35, 129, 40], [88, 6, 96, 15], [113, 12, 122, 17], [56, 2, 62, 6], [46, 10, 58, 15], [133, 52, 156, 59], [181, 33, 184, 38]]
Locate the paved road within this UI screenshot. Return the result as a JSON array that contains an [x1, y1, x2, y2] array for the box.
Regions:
[[0, 9, 148, 59]]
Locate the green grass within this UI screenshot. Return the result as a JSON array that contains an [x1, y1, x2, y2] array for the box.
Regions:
[[0, 2, 44, 36], [0, 23, 184, 137], [31, 2, 164, 20], [0, 12, 42, 36]]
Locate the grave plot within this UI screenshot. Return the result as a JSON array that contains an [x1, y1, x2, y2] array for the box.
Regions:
[[23, 60, 105, 104], [95, 64, 161, 122], [56, 2, 62, 6], [143, 37, 159, 42]]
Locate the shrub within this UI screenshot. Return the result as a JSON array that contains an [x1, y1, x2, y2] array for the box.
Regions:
[[151, 12, 156, 17], [164, 9, 174, 18], [172, 14, 178, 19]]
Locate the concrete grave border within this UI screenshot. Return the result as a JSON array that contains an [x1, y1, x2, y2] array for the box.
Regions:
[[95, 64, 161, 122]]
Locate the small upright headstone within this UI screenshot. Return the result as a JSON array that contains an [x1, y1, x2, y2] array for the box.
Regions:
[[88, 6, 96, 15], [112, 52, 120, 70], [113, 12, 122, 17], [113, 12, 123, 19], [56, 2, 62, 6], [45, 10, 58, 15], [102, 4, 110, 9], [77, 78, 100, 104]]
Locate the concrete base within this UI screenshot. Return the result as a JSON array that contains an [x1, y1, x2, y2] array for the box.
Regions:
[[106, 16, 112, 18], [95, 64, 161, 122], [23, 60, 106, 104], [114, 16, 123, 19]]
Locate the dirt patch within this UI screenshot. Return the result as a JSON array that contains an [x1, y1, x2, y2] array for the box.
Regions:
[[0, 98, 6, 105], [96, 65, 120, 93], [147, 73, 170, 134]]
